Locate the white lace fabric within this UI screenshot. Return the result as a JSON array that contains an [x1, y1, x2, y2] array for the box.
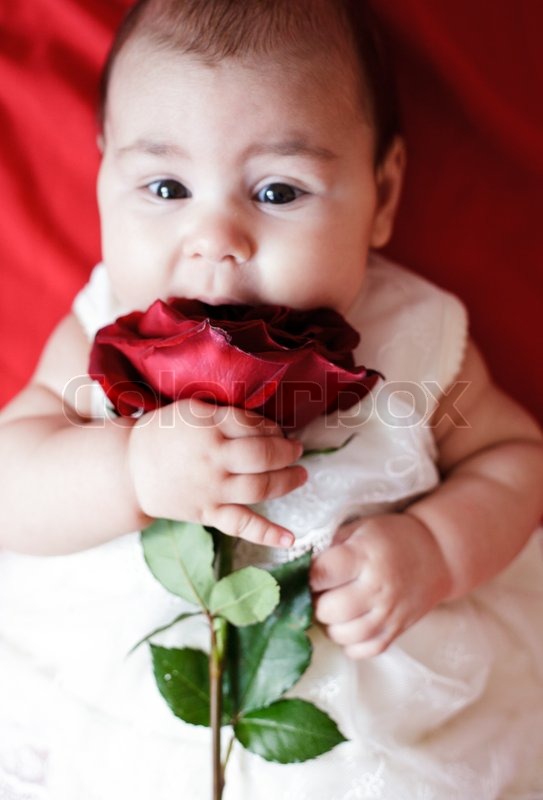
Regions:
[[2, 254, 543, 799], [0, 729, 48, 800], [0, 643, 53, 800]]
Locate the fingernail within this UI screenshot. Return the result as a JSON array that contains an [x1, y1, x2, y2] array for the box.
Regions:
[[279, 532, 294, 548]]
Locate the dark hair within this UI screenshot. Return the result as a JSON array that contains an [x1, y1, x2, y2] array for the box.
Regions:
[[100, 0, 400, 164]]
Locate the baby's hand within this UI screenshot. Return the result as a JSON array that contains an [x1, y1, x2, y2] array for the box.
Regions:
[[127, 398, 306, 547], [310, 514, 451, 658]]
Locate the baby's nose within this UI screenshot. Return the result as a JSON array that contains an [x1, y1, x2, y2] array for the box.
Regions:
[[182, 207, 254, 265]]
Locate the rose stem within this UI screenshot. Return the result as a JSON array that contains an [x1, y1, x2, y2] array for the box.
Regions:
[[210, 534, 235, 800], [210, 617, 226, 800]]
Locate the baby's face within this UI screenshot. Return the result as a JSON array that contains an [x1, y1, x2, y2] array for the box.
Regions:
[[98, 41, 396, 315]]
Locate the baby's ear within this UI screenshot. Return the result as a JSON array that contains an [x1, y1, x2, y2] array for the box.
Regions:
[[96, 133, 105, 154], [370, 136, 406, 249]]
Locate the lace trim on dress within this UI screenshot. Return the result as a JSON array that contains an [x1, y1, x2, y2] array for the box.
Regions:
[[0, 725, 48, 800]]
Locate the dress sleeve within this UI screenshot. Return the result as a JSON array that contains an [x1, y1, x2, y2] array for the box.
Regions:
[[431, 285, 469, 398], [350, 253, 469, 420], [72, 263, 122, 419], [72, 263, 122, 341]]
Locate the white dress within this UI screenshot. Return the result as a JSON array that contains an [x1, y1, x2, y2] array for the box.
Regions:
[[1, 254, 543, 800]]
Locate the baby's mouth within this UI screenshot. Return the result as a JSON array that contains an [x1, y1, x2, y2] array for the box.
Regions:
[[194, 295, 245, 306]]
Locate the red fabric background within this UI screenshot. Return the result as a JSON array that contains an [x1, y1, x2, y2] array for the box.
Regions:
[[1, 0, 542, 420]]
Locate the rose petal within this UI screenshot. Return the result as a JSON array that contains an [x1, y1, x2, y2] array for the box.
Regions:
[[89, 296, 380, 427]]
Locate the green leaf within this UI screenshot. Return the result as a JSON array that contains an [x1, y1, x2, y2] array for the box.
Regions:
[[268, 552, 313, 631], [127, 611, 201, 655], [234, 699, 347, 763], [141, 520, 215, 607], [231, 623, 311, 715], [209, 566, 279, 626], [151, 645, 211, 727], [151, 645, 234, 727], [303, 433, 355, 458], [227, 553, 313, 713]]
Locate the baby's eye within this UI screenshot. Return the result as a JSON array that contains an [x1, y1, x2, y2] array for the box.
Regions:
[[256, 182, 304, 205], [147, 179, 190, 200]]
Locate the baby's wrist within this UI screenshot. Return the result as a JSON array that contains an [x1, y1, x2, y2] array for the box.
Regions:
[[403, 511, 454, 604], [125, 413, 160, 522]]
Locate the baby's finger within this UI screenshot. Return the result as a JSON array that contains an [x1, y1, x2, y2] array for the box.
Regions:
[[332, 518, 363, 545], [324, 607, 387, 647], [344, 631, 396, 660], [222, 435, 303, 473], [310, 543, 362, 593], [209, 504, 294, 548], [313, 583, 370, 626], [215, 406, 283, 438], [223, 465, 307, 505]]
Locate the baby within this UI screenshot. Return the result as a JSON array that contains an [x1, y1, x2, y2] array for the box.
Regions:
[[1, 0, 542, 798]]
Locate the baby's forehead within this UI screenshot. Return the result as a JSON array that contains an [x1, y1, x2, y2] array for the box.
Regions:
[[102, 40, 376, 169], [100, 1, 396, 163], [107, 34, 369, 127]]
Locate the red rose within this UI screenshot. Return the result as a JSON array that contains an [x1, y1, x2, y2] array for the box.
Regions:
[[88, 298, 380, 430]]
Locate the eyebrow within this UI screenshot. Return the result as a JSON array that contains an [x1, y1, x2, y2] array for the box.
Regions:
[[116, 137, 338, 162], [116, 140, 188, 159], [243, 139, 338, 162]]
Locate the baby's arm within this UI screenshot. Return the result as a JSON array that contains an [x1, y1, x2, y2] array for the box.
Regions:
[[311, 340, 543, 657], [0, 314, 305, 555]]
